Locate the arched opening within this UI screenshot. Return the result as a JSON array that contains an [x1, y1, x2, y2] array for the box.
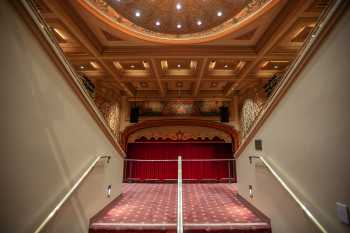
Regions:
[[121, 119, 239, 182], [121, 119, 240, 150]]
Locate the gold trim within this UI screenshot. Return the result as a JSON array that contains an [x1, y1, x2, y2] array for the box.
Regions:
[[75, 0, 282, 44]]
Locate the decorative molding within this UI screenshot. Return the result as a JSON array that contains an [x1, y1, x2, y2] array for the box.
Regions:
[[129, 126, 231, 143], [94, 94, 121, 137], [29, 0, 328, 102], [77, 0, 280, 44], [240, 98, 264, 138], [121, 119, 239, 152]]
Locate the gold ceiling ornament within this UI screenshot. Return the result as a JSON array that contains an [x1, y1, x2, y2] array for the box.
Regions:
[[77, 0, 281, 44]]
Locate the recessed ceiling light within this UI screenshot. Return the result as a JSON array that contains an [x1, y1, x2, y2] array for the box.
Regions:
[[224, 64, 228, 68], [130, 65, 135, 68], [217, 11, 223, 17], [140, 82, 148, 87], [53, 28, 67, 40], [274, 65, 278, 69], [197, 20, 202, 26], [155, 20, 160, 26], [90, 61, 99, 69], [176, 81, 183, 87], [177, 24, 182, 29], [176, 3, 182, 10], [177, 64, 181, 68], [80, 65, 85, 69], [135, 11, 141, 17]]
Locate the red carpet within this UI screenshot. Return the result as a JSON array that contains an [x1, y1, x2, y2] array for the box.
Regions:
[[90, 183, 271, 233]]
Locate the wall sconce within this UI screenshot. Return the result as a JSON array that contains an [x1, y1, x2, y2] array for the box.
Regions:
[[249, 185, 253, 198], [107, 185, 112, 198]]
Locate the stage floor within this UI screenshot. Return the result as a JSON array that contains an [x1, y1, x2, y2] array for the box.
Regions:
[[90, 183, 270, 232]]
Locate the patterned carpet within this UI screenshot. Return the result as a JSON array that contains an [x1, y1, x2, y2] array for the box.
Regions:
[[90, 183, 271, 233]]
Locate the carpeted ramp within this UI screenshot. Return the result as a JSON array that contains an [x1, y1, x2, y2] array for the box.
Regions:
[[89, 183, 271, 233]]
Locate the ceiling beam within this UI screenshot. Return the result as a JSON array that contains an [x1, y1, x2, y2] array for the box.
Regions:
[[127, 96, 233, 102], [66, 52, 298, 61], [45, 0, 134, 96], [150, 59, 166, 97], [102, 46, 257, 59], [225, 0, 314, 96], [193, 58, 208, 96]]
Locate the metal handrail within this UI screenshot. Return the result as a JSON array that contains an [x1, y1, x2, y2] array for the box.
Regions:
[[249, 156, 328, 233], [33, 155, 110, 233], [125, 158, 235, 162], [177, 156, 184, 233]]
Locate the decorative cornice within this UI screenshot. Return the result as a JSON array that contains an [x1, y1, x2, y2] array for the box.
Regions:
[[121, 119, 239, 152], [76, 0, 281, 44]]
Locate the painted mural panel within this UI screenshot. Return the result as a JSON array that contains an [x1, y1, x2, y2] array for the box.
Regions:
[[241, 98, 264, 137], [133, 100, 229, 117], [95, 96, 120, 136]]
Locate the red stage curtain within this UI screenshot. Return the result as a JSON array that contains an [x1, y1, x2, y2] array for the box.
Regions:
[[125, 143, 235, 181]]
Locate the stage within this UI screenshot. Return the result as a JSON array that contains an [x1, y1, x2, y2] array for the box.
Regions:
[[90, 183, 271, 233]]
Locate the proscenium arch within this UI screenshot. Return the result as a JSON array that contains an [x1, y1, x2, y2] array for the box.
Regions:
[[121, 119, 239, 154]]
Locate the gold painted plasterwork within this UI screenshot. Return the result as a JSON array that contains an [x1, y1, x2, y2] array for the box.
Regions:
[[240, 98, 264, 137], [79, 0, 275, 44], [128, 126, 232, 143]]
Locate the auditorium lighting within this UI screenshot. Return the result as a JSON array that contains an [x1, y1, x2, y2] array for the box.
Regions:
[[197, 20, 202, 26], [155, 20, 160, 26], [217, 11, 223, 17], [177, 24, 182, 29], [53, 28, 67, 40], [90, 61, 99, 69], [135, 11, 141, 17], [107, 185, 112, 198], [176, 3, 182, 10]]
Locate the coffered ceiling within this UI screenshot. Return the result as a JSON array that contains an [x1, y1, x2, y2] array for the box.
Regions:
[[33, 0, 330, 102]]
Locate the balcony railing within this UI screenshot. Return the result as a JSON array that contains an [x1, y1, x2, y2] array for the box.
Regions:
[[123, 158, 236, 182]]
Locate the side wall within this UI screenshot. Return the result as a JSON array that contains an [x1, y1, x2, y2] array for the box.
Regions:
[[237, 6, 350, 233], [0, 2, 124, 233]]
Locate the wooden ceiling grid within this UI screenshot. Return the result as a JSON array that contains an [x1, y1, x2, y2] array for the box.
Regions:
[[33, 0, 328, 103]]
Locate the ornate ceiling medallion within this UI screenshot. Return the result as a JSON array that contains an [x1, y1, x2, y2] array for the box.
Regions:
[[77, 0, 280, 44]]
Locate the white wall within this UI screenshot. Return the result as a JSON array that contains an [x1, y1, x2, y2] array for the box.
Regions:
[[0, 2, 124, 233], [237, 6, 350, 233]]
